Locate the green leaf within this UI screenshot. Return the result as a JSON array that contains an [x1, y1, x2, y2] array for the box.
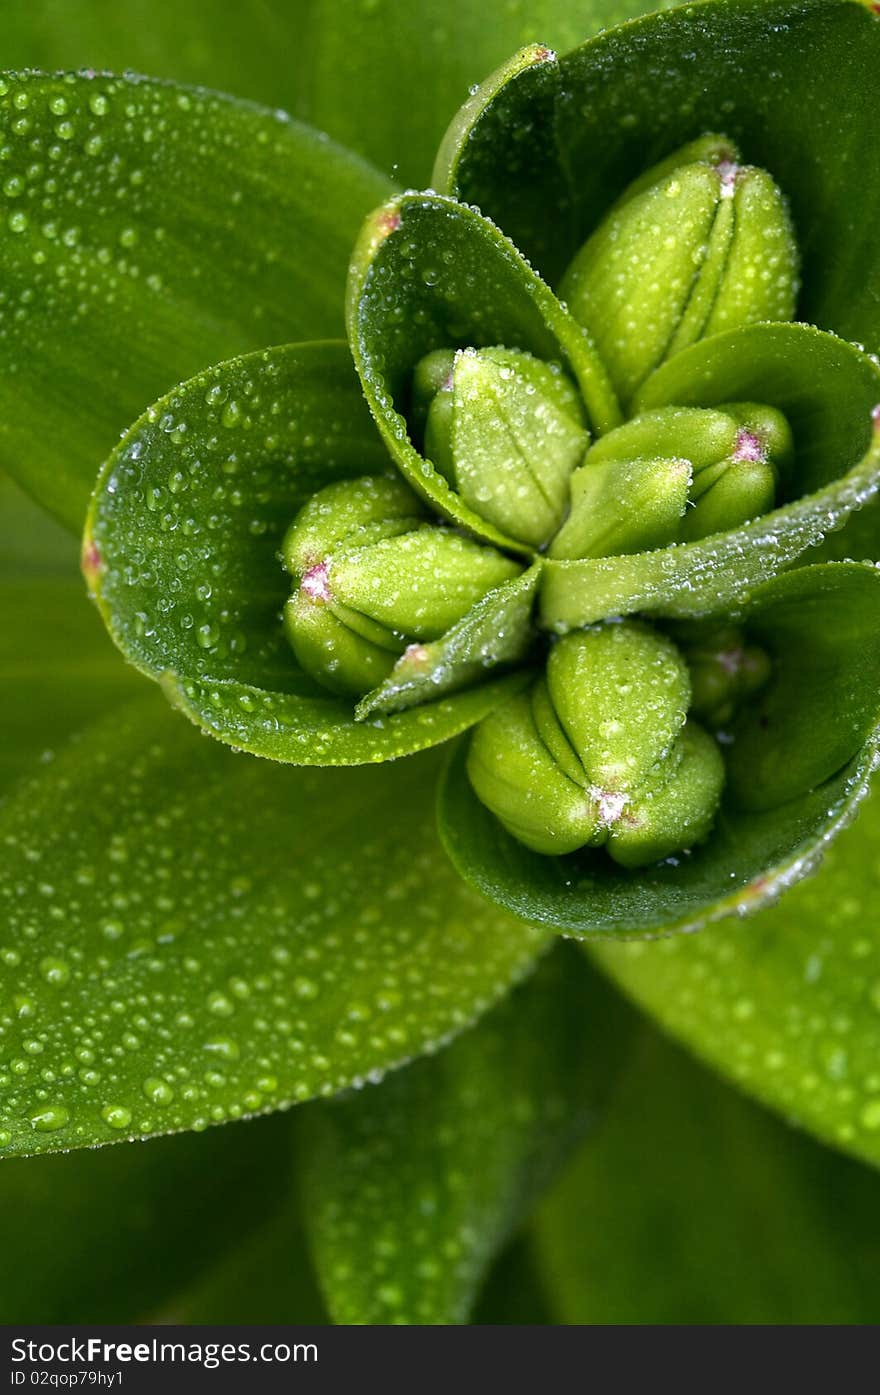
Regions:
[[88, 341, 522, 764], [589, 774, 880, 1168], [539, 325, 880, 631], [298, 945, 634, 1324], [0, 71, 392, 531], [346, 191, 620, 555], [0, 695, 546, 1158], [0, 1112, 292, 1323], [356, 562, 542, 719], [534, 1028, 880, 1323], [0, 475, 142, 794], [0, 472, 77, 578], [0, 1, 679, 185], [438, 0, 880, 345], [439, 564, 880, 939], [0, 577, 143, 794]]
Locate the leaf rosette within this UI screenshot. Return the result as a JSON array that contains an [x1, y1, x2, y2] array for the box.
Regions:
[[86, 0, 880, 940]]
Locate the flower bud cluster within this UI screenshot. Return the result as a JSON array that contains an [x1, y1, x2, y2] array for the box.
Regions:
[[282, 134, 803, 865]]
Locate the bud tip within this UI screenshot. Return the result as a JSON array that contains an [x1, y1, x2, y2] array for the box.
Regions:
[[81, 537, 101, 588], [301, 562, 332, 602], [873, 404, 880, 432], [595, 790, 628, 827], [717, 159, 740, 198], [402, 643, 431, 665], [732, 428, 766, 463]]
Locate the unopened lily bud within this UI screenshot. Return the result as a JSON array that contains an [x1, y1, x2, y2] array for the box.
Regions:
[[467, 620, 724, 866], [283, 475, 520, 696], [467, 682, 602, 855], [418, 345, 590, 548], [552, 403, 792, 557], [607, 721, 725, 868], [681, 624, 773, 728], [560, 136, 799, 405], [549, 455, 692, 558]]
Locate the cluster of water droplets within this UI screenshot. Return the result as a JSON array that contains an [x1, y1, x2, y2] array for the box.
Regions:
[[0, 713, 544, 1155]]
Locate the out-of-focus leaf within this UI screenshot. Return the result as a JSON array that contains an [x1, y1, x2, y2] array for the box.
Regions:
[[0, 475, 141, 794], [0, 1, 683, 185], [440, 564, 880, 939], [0, 695, 546, 1158], [0, 577, 143, 794], [534, 1030, 880, 1323], [88, 342, 525, 764], [0, 71, 391, 530], [166, 1196, 328, 1325], [0, 1112, 292, 1323], [471, 1235, 555, 1326], [299, 946, 635, 1324], [0, 473, 76, 577], [591, 779, 880, 1168]]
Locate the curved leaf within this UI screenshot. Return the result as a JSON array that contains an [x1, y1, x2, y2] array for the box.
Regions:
[[589, 786, 880, 1169], [439, 0, 880, 352], [346, 192, 620, 554], [439, 564, 880, 938], [298, 946, 634, 1324], [0, 695, 546, 1158], [0, 1112, 291, 1323], [0, 0, 680, 186], [0, 71, 392, 530], [87, 341, 522, 764], [540, 325, 880, 631], [534, 1029, 880, 1323]]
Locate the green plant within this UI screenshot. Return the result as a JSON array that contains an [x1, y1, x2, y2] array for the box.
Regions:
[[4, 0, 880, 1325]]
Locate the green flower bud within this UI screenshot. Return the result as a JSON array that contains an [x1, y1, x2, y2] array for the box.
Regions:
[[606, 721, 725, 868], [467, 620, 725, 867], [283, 475, 521, 697], [418, 345, 590, 548], [551, 402, 793, 557], [560, 136, 799, 405], [548, 455, 692, 558], [680, 624, 773, 728]]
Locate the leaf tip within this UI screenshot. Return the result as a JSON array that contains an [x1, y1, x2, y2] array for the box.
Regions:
[[80, 534, 102, 593]]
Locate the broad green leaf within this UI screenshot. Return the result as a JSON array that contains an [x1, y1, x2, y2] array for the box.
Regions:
[[0, 1, 679, 185], [540, 325, 880, 631], [438, 0, 880, 352], [347, 192, 620, 555], [0, 1112, 291, 1323], [356, 563, 542, 719], [0, 475, 142, 794], [590, 778, 880, 1168], [0, 695, 546, 1158], [299, 946, 634, 1324], [439, 564, 880, 939], [534, 1029, 880, 1323], [0, 71, 392, 531], [88, 341, 525, 764]]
